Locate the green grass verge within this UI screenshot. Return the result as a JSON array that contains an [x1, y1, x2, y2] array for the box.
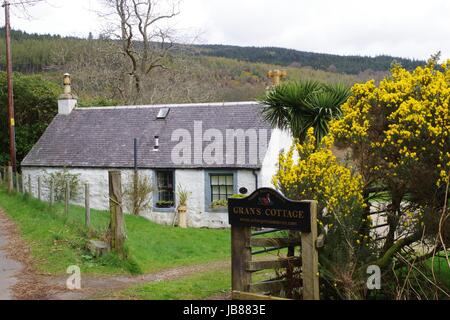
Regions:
[[115, 269, 231, 300], [110, 267, 283, 300], [0, 186, 230, 275]]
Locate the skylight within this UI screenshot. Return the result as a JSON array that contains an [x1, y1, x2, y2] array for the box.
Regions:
[[156, 107, 170, 119]]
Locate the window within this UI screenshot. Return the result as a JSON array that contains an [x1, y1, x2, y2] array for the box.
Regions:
[[210, 174, 234, 202], [156, 107, 170, 119], [156, 170, 174, 207]]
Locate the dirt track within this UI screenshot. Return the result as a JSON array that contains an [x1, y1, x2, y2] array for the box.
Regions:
[[0, 213, 23, 300], [45, 260, 229, 300]]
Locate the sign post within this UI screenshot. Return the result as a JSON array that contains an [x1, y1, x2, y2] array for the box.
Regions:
[[228, 188, 312, 232], [300, 200, 319, 300], [228, 188, 319, 300]]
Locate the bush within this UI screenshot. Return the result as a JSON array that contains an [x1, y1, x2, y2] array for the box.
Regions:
[[330, 56, 450, 249], [123, 172, 153, 215], [44, 169, 80, 201], [273, 57, 450, 299], [273, 128, 373, 299]]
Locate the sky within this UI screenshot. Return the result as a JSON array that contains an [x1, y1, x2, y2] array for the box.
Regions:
[[6, 0, 450, 60]]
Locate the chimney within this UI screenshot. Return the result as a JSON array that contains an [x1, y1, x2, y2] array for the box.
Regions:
[[153, 136, 160, 151], [58, 73, 78, 115]]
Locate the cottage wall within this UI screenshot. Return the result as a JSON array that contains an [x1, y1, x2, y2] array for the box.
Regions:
[[261, 129, 293, 188], [21, 167, 261, 229]]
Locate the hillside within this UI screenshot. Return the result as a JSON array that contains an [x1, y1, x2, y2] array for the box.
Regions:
[[2, 28, 424, 74], [192, 44, 424, 74], [0, 28, 424, 104]]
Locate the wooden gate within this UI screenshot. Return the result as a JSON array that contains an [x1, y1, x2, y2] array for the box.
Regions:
[[229, 188, 319, 300]]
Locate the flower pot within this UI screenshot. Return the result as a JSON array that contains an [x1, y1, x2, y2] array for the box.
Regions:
[[177, 205, 187, 228], [156, 201, 174, 208]]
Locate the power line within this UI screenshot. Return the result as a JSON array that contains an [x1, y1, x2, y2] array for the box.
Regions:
[[5, 0, 46, 6]]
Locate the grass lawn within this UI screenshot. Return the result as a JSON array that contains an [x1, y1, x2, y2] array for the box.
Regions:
[[0, 186, 230, 275], [112, 269, 231, 300]]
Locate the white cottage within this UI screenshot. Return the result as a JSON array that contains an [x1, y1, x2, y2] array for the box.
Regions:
[[21, 78, 292, 228]]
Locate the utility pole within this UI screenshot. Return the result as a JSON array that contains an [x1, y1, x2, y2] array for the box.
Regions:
[[3, 0, 16, 172]]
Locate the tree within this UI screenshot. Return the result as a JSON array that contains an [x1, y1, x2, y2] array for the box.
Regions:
[[100, 0, 180, 103], [261, 80, 350, 144], [0, 72, 59, 166], [274, 57, 450, 299], [331, 57, 450, 256]]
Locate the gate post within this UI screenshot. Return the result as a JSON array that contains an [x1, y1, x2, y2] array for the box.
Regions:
[[301, 200, 319, 300], [231, 225, 252, 294]]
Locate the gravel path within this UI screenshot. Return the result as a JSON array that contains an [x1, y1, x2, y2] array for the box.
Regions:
[[0, 213, 24, 300], [0, 207, 230, 300]]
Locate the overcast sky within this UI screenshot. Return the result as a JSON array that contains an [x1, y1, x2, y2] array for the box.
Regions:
[[7, 0, 450, 60]]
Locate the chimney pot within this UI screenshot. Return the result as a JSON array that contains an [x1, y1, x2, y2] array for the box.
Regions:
[[58, 73, 77, 115], [153, 135, 160, 151]]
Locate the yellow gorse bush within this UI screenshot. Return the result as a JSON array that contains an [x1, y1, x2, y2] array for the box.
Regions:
[[272, 57, 450, 298], [330, 59, 450, 187], [273, 128, 365, 217]]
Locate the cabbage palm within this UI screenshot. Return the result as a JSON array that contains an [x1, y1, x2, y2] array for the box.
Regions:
[[261, 81, 350, 144]]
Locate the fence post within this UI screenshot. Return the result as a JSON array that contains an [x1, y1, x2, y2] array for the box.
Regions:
[[301, 200, 320, 300], [85, 183, 90, 228], [65, 180, 70, 215], [28, 175, 31, 196], [231, 226, 252, 293], [7, 166, 13, 193], [20, 174, 23, 194], [37, 177, 41, 200], [108, 171, 125, 257], [49, 179, 54, 206], [15, 172, 20, 193]]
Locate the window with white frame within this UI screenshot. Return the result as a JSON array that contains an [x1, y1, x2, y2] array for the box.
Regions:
[[210, 174, 234, 202]]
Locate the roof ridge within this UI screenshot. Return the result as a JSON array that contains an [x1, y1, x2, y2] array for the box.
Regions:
[[76, 101, 261, 111]]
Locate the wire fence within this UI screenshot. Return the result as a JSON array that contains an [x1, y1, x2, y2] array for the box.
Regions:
[[0, 165, 92, 227]]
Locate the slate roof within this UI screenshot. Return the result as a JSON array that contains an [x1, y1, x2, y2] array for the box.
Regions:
[[21, 102, 272, 169]]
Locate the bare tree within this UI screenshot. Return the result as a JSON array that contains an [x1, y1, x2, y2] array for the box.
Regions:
[[101, 0, 181, 103]]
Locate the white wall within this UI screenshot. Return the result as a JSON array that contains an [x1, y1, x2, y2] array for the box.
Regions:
[[21, 167, 148, 212], [21, 167, 255, 229], [260, 129, 293, 188], [140, 169, 206, 227], [197, 169, 259, 229], [237, 169, 257, 192]]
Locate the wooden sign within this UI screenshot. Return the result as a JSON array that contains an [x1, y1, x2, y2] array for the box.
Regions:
[[228, 188, 311, 232]]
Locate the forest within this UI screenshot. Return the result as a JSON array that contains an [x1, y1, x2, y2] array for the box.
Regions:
[[192, 44, 424, 74], [1, 28, 424, 75]]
